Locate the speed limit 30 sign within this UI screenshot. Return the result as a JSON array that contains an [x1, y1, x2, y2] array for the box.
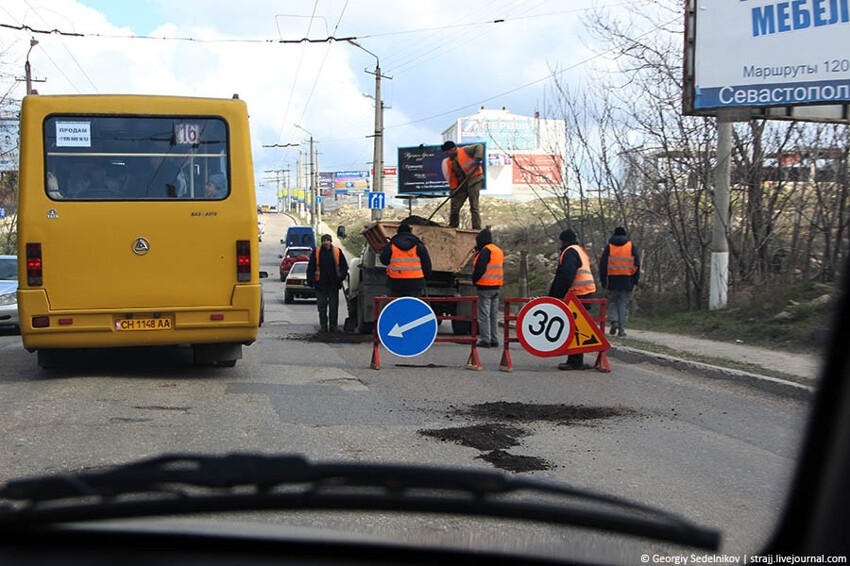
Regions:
[[516, 297, 575, 357]]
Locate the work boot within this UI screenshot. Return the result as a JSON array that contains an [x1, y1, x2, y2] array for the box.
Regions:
[[558, 362, 593, 371], [490, 340, 499, 348], [618, 328, 626, 337], [609, 322, 618, 336], [477, 340, 490, 348]]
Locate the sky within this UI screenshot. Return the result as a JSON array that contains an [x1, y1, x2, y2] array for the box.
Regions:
[[0, 0, 641, 205]]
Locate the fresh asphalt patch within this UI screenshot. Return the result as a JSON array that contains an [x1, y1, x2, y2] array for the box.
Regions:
[[284, 332, 373, 344], [419, 402, 638, 473]]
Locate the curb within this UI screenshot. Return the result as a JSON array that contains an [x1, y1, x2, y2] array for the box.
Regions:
[[608, 345, 815, 401]]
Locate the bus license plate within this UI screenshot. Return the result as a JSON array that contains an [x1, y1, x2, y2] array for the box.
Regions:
[[114, 317, 173, 331]]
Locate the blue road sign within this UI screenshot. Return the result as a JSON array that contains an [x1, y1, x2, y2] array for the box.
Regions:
[[368, 191, 386, 210], [377, 297, 438, 357], [316, 196, 323, 203]]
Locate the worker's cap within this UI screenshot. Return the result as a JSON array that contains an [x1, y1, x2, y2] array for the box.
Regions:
[[321, 234, 333, 242], [397, 223, 412, 234], [440, 141, 457, 152], [559, 229, 577, 244], [613, 226, 627, 236]]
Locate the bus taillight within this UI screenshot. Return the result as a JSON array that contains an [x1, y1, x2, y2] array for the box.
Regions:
[[236, 240, 251, 282], [26, 243, 43, 286]]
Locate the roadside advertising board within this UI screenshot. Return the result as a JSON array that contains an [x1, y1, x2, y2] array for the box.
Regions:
[[397, 143, 486, 194], [685, 0, 850, 121]]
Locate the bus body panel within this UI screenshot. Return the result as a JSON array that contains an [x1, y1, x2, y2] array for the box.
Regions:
[[17, 95, 261, 352]]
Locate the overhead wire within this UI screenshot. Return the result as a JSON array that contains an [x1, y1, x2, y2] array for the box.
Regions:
[[273, 1, 321, 147], [385, 14, 682, 131]]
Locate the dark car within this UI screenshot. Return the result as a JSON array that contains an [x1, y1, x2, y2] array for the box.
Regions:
[[279, 246, 312, 280]]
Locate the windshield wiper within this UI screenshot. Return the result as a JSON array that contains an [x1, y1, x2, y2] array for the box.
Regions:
[[0, 452, 720, 550]]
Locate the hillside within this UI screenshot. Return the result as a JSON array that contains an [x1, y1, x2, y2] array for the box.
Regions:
[[322, 197, 837, 353]]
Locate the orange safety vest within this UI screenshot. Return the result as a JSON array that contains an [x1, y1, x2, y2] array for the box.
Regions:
[[474, 243, 504, 287], [559, 244, 596, 296], [607, 241, 637, 276], [314, 245, 341, 281], [387, 244, 424, 279], [442, 147, 483, 190]]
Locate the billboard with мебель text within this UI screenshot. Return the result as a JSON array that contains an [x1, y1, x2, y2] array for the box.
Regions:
[[685, 0, 850, 122]]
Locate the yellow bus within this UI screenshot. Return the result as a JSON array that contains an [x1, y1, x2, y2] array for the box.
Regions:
[[17, 94, 266, 367]]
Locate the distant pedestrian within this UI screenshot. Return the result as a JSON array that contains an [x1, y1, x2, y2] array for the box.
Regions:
[[599, 226, 640, 337], [380, 223, 432, 297], [472, 228, 504, 348], [440, 141, 484, 230], [549, 229, 596, 371], [306, 234, 348, 333]]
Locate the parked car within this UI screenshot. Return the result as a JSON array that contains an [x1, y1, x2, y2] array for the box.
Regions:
[[0, 255, 19, 331], [279, 246, 312, 280], [283, 261, 314, 304]]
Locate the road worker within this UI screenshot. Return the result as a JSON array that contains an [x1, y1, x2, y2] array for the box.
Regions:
[[472, 228, 504, 348], [599, 226, 640, 337], [379, 223, 433, 298], [440, 141, 484, 230], [307, 234, 348, 333], [548, 229, 596, 370]]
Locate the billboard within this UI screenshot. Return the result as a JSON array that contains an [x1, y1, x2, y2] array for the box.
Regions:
[[512, 154, 563, 185], [333, 170, 370, 193], [0, 119, 20, 172], [460, 117, 536, 151], [397, 143, 486, 194], [684, 0, 850, 122]]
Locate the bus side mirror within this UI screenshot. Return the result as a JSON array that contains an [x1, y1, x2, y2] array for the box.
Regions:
[[337, 225, 346, 239]]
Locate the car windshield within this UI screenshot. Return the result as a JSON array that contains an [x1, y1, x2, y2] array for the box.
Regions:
[[288, 262, 307, 276], [0, 257, 16, 281], [1, 1, 847, 564]]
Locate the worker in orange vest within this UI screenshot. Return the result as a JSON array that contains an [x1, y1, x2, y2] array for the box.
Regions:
[[548, 229, 597, 370], [306, 234, 348, 333], [599, 226, 640, 337], [472, 228, 504, 348], [440, 141, 484, 230], [379, 223, 433, 298]]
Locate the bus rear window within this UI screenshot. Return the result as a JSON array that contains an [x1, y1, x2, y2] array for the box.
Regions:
[[43, 116, 230, 201]]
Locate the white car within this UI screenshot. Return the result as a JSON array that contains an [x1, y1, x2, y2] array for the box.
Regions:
[[0, 255, 19, 330], [283, 261, 314, 304]]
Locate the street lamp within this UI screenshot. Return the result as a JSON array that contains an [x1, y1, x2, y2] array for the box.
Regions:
[[348, 40, 391, 221], [25, 37, 39, 95], [293, 124, 318, 234]]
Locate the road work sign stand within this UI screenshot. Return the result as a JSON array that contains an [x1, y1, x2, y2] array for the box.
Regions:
[[371, 296, 481, 371], [499, 294, 611, 373]]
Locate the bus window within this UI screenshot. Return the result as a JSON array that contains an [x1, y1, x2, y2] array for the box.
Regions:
[[43, 116, 230, 200]]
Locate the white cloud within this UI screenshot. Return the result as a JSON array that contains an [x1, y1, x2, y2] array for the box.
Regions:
[[0, 0, 641, 203]]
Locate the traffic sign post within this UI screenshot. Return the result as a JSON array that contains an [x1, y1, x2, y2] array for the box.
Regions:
[[500, 295, 611, 373], [367, 191, 386, 210], [376, 297, 438, 358], [370, 296, 482, 371], [515, 297, 575, 357]]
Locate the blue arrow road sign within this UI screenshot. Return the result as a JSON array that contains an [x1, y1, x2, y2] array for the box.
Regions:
[[368, 191, 386, 210], [377, 297, 438, 357]]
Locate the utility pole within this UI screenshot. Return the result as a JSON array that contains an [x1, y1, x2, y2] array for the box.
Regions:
[[348, 40, 391, 221], [262, 143, 299, 214], [294, 124, 317, 232], [710, 110, 733, 310]]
